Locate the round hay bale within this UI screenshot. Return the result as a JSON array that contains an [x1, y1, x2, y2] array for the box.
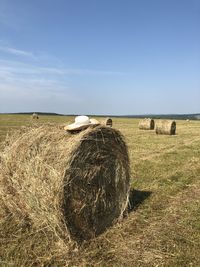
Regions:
[[155, 120, 176, 135], [104, 117, 112, 127], [0, 125, 130, 242], [138, 118, 155, 130], [32, 113, 39, 119]]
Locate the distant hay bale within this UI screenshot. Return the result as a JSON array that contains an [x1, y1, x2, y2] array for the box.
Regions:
[[0, 125, 130, 243], [32, 113, 39, 119], [104, 117, 113, 127], [155, 120, 176, 135], [138, 118, 155, 130]]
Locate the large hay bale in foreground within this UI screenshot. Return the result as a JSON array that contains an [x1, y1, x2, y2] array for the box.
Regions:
[[155, 120, 176, 135], [104, 117, 113, 127], [0, 125, 130, 243], [138, 118, 155, 130]]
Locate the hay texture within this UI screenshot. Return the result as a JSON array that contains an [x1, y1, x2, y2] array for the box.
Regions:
[[0, 125, 130, 243], [104, 117, 113, 127], [155, 120, 176, 135], [138, 118, 155, 130]]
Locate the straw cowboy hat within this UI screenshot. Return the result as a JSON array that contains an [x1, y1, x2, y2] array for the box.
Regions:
[[64, 116, 100, 131]]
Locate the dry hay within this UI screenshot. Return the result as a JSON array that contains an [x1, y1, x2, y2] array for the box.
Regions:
[[32, 113, 39, 119], [155, 120, 176, 135], [104, 117, 113, 127], [0, 125, 130, 250], [138, 118, 155, 130]]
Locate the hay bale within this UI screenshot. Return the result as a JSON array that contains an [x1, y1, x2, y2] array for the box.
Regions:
[[104, 117, 112, 127], [138, 118, 155, 130], [155, 120, 176, 135], [32, 113, 39, 119], [0, 125, 130, 242]]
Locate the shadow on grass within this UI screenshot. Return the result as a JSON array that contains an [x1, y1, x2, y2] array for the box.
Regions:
[[128, 188, 152, 213]]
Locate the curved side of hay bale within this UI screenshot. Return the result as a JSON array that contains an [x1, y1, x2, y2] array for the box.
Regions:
[[155, 120, 176, 135], [138, 118, 155, 130], [63, 127, 129, 240], [104, 117, 112, 127], [0, 125, 130, 242]]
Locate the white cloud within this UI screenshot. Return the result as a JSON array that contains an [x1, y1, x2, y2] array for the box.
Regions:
[[0, 80, 83, 114], [0, 47, 126, 113], [0, 46, 35, 58], [0, 59, 126, 77]]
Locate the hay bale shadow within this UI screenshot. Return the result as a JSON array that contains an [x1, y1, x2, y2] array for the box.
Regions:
[[128, 188, 152, 213]]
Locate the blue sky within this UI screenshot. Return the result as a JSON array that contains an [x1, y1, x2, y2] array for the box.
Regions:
[[0, 0, 199, 115]]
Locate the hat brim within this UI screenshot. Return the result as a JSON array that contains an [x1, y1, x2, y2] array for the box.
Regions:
[[64, 119, 100, 131], [89, 119, 100, 125], [64, 123, 89, 131]]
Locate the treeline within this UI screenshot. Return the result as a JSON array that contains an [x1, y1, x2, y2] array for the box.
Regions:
[[123, 114, 200, 120], [1, 112, 200, 120]]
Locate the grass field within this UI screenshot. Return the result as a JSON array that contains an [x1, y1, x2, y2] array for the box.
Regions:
[[0, 114, 200, 266]]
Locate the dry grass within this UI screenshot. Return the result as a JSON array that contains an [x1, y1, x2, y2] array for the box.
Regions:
[[0, 115, 200, 266]]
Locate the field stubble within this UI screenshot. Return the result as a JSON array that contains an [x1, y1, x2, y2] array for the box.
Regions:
[[0, 115, 200, 266]]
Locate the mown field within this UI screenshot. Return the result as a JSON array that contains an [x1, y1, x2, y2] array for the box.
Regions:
[[0, 114, 200, 267]]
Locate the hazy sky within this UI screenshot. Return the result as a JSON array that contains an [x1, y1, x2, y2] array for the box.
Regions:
[[0, 0, 199, 115]]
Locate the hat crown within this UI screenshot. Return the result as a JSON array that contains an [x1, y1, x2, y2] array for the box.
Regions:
[[75, 116, 90, 125], [64, 115, 100, 131]]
